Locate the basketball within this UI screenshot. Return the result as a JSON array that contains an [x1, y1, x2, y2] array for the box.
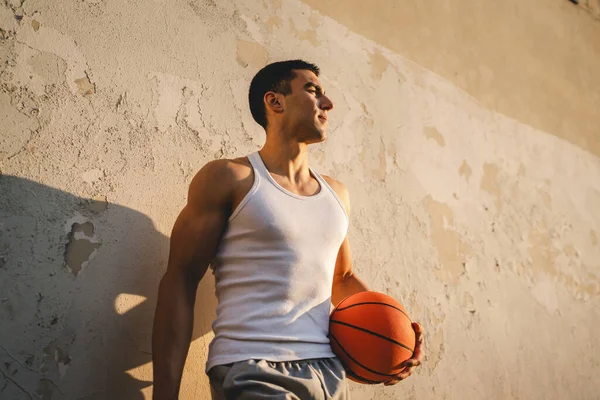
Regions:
[[329, 291, 415, 384]]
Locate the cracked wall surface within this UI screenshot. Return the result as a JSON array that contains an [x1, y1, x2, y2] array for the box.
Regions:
[[0, 0, 599, 399]]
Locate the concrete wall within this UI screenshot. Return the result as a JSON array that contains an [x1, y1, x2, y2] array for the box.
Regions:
[[1, 0, 598, 399]]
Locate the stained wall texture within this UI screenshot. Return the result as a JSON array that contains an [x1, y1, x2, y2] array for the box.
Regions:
[[1, 0, 599, 399]]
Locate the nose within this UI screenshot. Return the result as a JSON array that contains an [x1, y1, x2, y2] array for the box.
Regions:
[[319, 94, 334, 111]]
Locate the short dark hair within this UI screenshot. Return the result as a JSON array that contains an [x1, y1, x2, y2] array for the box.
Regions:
[[248, 60, 320, 129]]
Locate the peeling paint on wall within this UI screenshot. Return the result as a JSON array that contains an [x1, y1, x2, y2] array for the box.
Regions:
[[236, 40, 269, 68], [64, 220, 101, 276], [423, 126, 445, 147], [289, 18, 320, 47], [369, 49, 389, 81], [480, 162, 503, 213], [458, 159, 472, 182], [422, 195, 471, 283]]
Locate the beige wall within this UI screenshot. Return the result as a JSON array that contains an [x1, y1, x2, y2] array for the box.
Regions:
[[302, 0, 600, 157], [1, 0, 598, 399]]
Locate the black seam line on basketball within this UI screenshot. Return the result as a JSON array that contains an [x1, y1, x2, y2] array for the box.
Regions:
[[349, 373, 380, 385], [330, 320, 415, 353], [344, 367, 382, 385], [335, 302, 412, 321], [329, 334, 396, 379]]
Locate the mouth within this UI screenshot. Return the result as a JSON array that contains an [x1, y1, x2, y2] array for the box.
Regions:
[[318, 115, 328, 122]]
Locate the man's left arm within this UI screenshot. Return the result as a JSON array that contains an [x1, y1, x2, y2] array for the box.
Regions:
[[325, 176, 425, 385], [324, 175, 370, 305], [331, 231, 370, 306]]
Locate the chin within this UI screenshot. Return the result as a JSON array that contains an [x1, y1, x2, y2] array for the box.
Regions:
[[307, 131, 327, 144], [297, 123, 327, 143]]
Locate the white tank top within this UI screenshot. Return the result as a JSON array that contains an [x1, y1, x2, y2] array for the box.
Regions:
[[206, 151, 349, 372]]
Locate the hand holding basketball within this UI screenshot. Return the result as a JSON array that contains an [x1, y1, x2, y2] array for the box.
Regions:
[[329, 291, 425, 384], [384, 322, 424, 386]]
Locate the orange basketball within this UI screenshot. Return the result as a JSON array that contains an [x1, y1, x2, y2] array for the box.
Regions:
[[329, 291, 415, 384]]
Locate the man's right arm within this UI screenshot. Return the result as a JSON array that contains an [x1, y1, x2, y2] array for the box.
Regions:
[[152, 160, 233, 400]]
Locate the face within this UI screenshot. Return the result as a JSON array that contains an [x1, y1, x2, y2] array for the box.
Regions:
[[281, 70, 334, 144]]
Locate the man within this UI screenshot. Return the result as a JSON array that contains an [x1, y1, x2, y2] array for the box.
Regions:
[[152, 60, 424, 399]]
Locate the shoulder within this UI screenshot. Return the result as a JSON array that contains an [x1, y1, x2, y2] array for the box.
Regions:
[[189, 157, 249, 187], [188, 156, 253, 204], [321, 175, 347, 196], [321, 174, 350, 213]]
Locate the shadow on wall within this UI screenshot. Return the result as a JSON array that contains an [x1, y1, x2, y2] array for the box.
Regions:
[[0, 175, 217, 400]]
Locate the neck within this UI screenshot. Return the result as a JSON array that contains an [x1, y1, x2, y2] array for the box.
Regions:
[[259, 128, 311, 181]]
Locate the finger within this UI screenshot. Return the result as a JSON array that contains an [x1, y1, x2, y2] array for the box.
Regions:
[[413, 322, 424, 346], [398, 363, 418, 376], [385, 366, 415, 386], [411, 323, 425, 363], [396, 368, 414, 381], [413, 322, 423, 335], [386, 363, 418, 387], [385, 324, 424, 387], [398, 358, 421, 369], [383, 378, 401, 386]]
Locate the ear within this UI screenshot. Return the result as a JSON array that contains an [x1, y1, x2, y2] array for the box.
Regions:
[[264, 92, 284, 114]]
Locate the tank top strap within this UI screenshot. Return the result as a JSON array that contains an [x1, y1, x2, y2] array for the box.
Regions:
[[247, 152, 266, 177], [309, 167, 349, 221], [308, 166, 327, 188]]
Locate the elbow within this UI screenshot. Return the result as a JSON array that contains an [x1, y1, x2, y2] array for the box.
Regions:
[[333, 270, 355, 287]]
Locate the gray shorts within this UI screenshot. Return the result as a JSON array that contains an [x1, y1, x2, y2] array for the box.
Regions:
[[207, 358, 350, 400]]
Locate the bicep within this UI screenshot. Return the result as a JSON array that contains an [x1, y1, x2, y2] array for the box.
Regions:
[[331, 179, 353, 281], [167, 204, 228, 281], [333, 234, 353, 282], [166, 161, 232, 282]]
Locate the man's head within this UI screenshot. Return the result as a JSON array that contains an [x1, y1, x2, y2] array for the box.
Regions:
[[248, 60, 334, 143]]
